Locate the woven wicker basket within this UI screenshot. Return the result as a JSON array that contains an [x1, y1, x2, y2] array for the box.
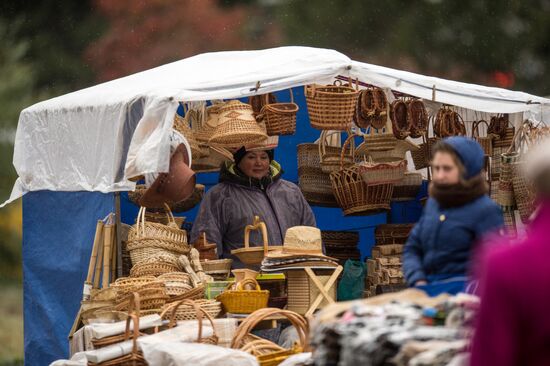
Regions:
[[297, 143, 338, 206], [161, 299, 222, 321], [157, 272, 193, 296], [319, 130, 354, 174], [472, 120, 494, 156], [488, 115, 509, 140], [392, 172, 423, 201], [173, 113, 207, 159], [200, 258, 233, 279], [330, 135, 393, 215], [231, 216, 283, 265], [257, 89, 298, 136], [168, 284, 206, 302], [390, 99, 410, 139], [116, 287, 169, 311], [158, 299, 219, 345], [127, 206, 190, 265], [110, 276, 160, 298], [407, 99, 429, 138], [493, 127, 515, 148], [497, 152, 519, 210], [434, 108, 466, 137], [231, 308, 309, 366], [129, 254, 181, 277], [356, 158, 407, 184], [411, 135, 439, 170], [209, 100, 268, 148], [305, 82, 359, 130], [217, 278, 269, 314], [512, 162, 535, 224], [358, 87, 388, 129], [375, 224, 414, 245]]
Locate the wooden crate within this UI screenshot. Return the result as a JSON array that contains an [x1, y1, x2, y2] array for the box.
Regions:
[[287, 269, 337, 315]]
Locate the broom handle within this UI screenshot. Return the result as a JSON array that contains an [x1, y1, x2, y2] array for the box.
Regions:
[[84, 220, 104, 300], [102, 223, 113, 288], [93, 223, 105, 289], [110, 220, 117, 283]]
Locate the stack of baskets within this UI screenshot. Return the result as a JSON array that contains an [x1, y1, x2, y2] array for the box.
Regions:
[[129, 254, 182, 277], [114, 280, 169, 314], [157, 272, 193, 297], [321, 230, 360, 263], [330, 135, 394, 215]]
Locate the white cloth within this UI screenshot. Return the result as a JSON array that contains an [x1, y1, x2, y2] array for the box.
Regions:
[[89, 314, 163, 339], [140, 342, 259, 366]]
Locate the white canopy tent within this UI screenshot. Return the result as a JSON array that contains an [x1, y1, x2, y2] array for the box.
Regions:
[[4, 46, 550, 207]]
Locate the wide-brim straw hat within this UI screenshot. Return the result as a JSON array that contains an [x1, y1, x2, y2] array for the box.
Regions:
[[266, 226, 336, 260], [140, 143, 196, 208], [209, 100, 268, 148]]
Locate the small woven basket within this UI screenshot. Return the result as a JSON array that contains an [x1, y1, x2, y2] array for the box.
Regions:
[[297, 143, 338, 206], [305, 81, 359, 130], [110, 276, 160, 298], [200, 259, 233, 279], [129, 254, 181, 277], [161, 299, 222, 321], [231, 308, 309, 366], [472, 120, 494, 156], [257, 89, 298, 136], [356, 158, 407, 185], [411, 135, 439, 170], [319, 130, 355, 174], [217, 278, 269, 314], [392, 172, 423, 201], [231, 216, 283, 266], [115, 287, 169, 311], [157, 272, 193, 296]]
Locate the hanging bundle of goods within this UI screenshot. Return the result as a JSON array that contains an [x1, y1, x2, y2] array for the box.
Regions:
[[255, 89, 298, 136], [305, 79, 360, 130], [389, 99, 410, 139], [209, 100, 268, 148], [330, 135, 394, 215], [433, 106, 466, 138], [355, 87, 388, 129]]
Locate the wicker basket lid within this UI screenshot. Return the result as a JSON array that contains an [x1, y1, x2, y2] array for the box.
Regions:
[[209, 100, 268, 148]]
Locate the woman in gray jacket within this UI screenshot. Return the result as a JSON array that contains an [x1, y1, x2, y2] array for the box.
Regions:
[[190, 146, 316, 268]]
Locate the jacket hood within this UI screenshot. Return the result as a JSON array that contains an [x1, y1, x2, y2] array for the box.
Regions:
[[219, 160, 283, 189]]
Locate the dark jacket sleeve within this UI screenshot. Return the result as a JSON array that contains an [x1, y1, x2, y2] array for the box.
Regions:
[[190, 186, 228, 257], [474, 201, 504, 242], [403, 217, 427, 286], [298, 189, 316, 227]]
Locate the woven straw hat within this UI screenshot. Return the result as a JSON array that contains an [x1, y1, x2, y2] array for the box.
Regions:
[[209, 100, 268, 148], [266, 226, 335, 260]]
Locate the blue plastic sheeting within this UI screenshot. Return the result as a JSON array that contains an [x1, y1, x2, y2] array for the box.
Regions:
[[121, 87, 424, 258], [23, 191, 115, 365]]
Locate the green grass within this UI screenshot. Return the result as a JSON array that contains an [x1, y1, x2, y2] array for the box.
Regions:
[[0, 283, 23, 365]]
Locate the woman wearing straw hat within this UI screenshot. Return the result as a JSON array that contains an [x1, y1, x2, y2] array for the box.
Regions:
[[190, 146, 316, 269], [403, 136, 503, 296]]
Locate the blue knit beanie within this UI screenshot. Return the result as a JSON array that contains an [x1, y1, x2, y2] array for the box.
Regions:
[[443, 136, 485, 179]]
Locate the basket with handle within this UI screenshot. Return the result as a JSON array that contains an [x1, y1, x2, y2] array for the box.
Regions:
[[472, 119, 494, 156], [157, 299, 219, 345], [330, 134, 393, 215], [115, 285, 169, 311], [407, 99, 429, 138], [126, 205, 190, 265], [356, 157, 407, 185], [231, 308, 309, 366], [157, 272, 193, 296], [390, 99, 410, 139], [167, 283, 206, 302], [216, 278, 269, 314], [305, 80, 359, 130], [297, 143, 338, 207], [110, 276, 161, 299], [356, 116, 398, 153], [160, 298, 222, 323], [319, 130, 355, 174], [257, 89, 298, 136], [434, 107, 466, 138], [88, 312, 147, 366], [411, 132, 440, 170], [230, 216, 283, 266]]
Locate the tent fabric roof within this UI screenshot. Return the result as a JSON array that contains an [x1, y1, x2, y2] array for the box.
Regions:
[[3, 46, 550, 206]]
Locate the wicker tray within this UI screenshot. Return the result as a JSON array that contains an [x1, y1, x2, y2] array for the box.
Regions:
[[231, 216, 282, 266]]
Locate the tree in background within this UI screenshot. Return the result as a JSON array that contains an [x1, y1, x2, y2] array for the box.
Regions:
[[86, 0, 282, 81]]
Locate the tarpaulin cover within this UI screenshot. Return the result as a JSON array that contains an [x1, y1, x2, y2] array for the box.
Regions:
[[23, 191, 114, 365], [5, 46, 550, 207]]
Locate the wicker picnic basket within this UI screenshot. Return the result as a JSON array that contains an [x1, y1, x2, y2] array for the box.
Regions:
[[209, 100, 268, 148], [160, 298, 222, 322], [231, 216, 283, 265], [257, 89, 298, 136], [158, 299, 219, 345], [126, 206, 190, 265], [128, 184, 204, 212], [319, 130, 355, 174], [472, 120, 494, 156], [356, 158, 407, 185], [407, 99, 429, 138], [392, 172, 423, 201], [330, 135, 393, 215], [297, 143, 338, 207], [217, 278, 269, 314], [129, 254, 181, 277], [231, 308, 309, 366], [88, 312, 147, 366], [305, 81, 359, 130], [390, 99, 410, 139]]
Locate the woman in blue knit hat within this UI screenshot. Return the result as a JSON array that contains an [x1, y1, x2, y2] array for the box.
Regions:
[[403, 136, 504, 296]]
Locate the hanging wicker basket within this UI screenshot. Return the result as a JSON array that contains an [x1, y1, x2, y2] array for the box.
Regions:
[[319, 130, 355, 174], [356, 158, 407, 185], [392, 172, 423, 201], [257, 89, 298, 136], [411, 135, 439, 170], [305, 80, 359, 130], [472, 120, 494, 156], [390, 99, 410, 139], [407, 99, 429, 138]]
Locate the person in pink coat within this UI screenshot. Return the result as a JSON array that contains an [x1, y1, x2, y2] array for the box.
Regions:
[[470, 136, 550, 366]]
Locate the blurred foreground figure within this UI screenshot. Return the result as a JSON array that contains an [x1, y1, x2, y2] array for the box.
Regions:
[[471, 136, 550, 366]]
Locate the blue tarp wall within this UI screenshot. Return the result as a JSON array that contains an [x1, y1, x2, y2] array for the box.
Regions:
[[22, 87, 425, 365]]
